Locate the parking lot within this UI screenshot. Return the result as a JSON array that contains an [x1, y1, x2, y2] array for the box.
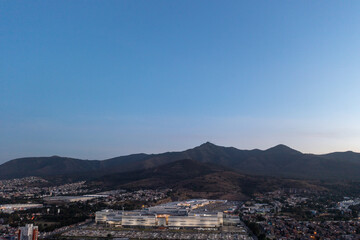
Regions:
[[61, 223, 254, 240]]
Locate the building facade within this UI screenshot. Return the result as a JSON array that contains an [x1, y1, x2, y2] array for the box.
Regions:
[[95, 199, 240, 229], [18, 224, 38, 240]]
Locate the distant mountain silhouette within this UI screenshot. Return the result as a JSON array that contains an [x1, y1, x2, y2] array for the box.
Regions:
[[264, 144, 302, 155], [1, 142, 360, 180], [321, 151, 360, 163], [0, 156, 101, 179]]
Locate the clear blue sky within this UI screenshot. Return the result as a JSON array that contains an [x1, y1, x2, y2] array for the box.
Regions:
[[1, 1, 360, 163]]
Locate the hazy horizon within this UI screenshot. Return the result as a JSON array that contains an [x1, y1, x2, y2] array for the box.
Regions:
[[2, 141, 360, 164], [2, 1, 360, 163]]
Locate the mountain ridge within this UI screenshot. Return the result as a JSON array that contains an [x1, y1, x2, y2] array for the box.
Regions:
[[1, 142, 360, 180]]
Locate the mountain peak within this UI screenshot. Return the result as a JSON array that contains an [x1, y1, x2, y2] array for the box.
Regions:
[[196, 142, 222, 150], [265, 144, 301, 154], [200, 141, 217, 147]]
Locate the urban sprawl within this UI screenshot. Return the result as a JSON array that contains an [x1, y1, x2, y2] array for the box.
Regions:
[[0, 177, 359, 240]]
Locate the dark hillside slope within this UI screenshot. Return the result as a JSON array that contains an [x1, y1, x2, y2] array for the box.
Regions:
[[89, 159, 325, 200]]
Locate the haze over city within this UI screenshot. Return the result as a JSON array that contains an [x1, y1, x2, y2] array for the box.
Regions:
[[2, 1, 360, 163]]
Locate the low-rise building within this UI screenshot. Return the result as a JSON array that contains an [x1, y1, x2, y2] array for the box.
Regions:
[[95, 199, 237, 229], [18, 224, 38, 240], [0, 204, 43, 213]]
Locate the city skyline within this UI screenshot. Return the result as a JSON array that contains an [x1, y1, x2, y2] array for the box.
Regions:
[[2, 1, 360, 163]]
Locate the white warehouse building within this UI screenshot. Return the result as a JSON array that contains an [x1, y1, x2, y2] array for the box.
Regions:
[[95, 199, 239, 229], [96, 210, 224, 228]]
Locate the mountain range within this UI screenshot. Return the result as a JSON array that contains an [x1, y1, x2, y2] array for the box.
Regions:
[[1, 142, 360, 181]]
